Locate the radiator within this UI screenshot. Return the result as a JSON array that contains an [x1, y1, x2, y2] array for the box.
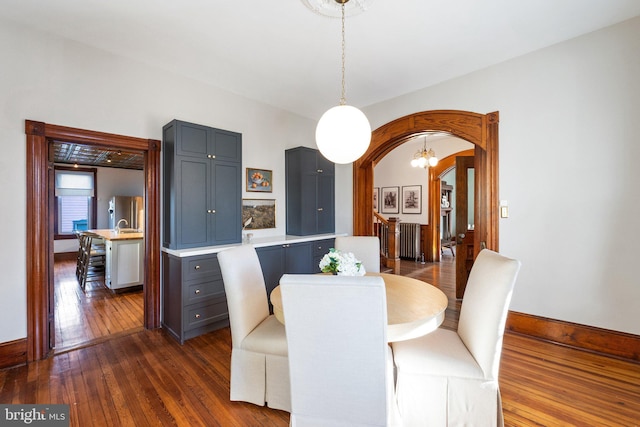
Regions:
[[400, 223, 421, 261]]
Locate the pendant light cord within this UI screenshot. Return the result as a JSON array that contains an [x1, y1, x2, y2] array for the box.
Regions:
[[340, 1, 346, 106]]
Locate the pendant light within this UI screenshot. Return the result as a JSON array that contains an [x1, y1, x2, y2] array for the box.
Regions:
[[410, 135, 439, 169], [315, 0, 371, 164]]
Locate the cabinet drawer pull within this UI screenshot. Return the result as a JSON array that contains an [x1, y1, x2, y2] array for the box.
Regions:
[[194, 265, 200, 270], [207, 154, 216, 159], [317, 207, 323, 211], [207, 209, 216, 214], [317, 169, 323, 173], [194, 289, 201, 294], [195, 313, 201, 319]]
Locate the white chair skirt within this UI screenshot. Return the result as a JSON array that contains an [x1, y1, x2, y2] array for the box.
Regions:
[[392, 328, 503, 426], [230, 349, 291, 412]]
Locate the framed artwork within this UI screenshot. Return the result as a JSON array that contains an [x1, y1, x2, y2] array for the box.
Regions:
[[381, 186, 399, 214], [373, 187, 379, 212], [246, 168, 273, 192], [242, 199, 276, 229], [402, 185, 422, 214]]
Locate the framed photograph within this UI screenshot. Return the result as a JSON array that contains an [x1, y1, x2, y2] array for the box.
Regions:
[[373, 187, 379, 212], [242, 199, 276, 229], [246, 168, 273, 192], [402, 185, 422, 214], [381, 186, 399, 214]]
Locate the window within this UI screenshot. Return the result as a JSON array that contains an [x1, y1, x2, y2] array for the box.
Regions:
[[54, 167, 97, 239]]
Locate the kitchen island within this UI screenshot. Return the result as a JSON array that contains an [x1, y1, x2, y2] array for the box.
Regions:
[[85, 229, 144, 291]]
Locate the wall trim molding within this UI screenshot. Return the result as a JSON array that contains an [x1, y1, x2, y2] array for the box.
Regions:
[[2, 312, 638, 369], [506, 311, 640, 362], [0, 338, 27, 369]]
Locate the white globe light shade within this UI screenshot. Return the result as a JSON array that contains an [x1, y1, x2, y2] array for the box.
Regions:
[[428, 156, 439, 167], [316, 105, 371, 164]]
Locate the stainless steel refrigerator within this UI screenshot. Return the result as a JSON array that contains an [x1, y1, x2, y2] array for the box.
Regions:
[[108, 196, 144, 230]]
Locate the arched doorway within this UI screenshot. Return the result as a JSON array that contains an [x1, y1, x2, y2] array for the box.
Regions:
[[25, 120, 161, 362], [353, 109, 499, 269]]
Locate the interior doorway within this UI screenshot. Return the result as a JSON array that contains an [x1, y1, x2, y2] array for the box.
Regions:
[[429, 148, 475, 262], [52, 151, 146, 351], [25, 120, 161, 362], [353, 110, 499, 267]]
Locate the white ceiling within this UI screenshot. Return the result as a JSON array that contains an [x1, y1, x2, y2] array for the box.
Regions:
[[2, 0, 639, 120]]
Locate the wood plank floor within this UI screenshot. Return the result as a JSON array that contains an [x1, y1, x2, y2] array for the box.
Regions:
[[54, 258, 144, 351], [2, 254, 636, 426]]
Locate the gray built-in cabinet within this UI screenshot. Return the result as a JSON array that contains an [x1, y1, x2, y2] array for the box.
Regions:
[[285, 147, 335, 235], [162, 252, 229, 344], [162, 130, 338, 344], [257, 238, 334, 311], [162, 119, 242, 249], [161, 237, 335, 343]]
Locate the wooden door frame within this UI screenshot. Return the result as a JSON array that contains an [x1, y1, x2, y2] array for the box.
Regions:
[[428, 149, 475, 262], [353, 110, 499, 260], [25, 120, 161, 362]]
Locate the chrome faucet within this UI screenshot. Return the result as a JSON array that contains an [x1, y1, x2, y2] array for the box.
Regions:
[[115, 218, 128, 232]]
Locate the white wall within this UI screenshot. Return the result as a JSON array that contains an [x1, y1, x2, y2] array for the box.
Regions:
[[374, 137, 473, 224], [2, 15, 639, 343], [365, 16, 640, 335], [0, 18, 320, 343]]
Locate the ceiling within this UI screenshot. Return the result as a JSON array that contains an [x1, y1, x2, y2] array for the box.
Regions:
[[2, 0, 639, 122], [52, 142, 144, 170]]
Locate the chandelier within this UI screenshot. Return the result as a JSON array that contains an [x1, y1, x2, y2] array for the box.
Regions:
[[314, 0, 371, 164], [410, 136, 438, 169]]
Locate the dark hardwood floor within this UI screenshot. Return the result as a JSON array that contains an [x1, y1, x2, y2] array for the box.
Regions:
[[1, 255, 638, 426], [54, 258, 144, 352]]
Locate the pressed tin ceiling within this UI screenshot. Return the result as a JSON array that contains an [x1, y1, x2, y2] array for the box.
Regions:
[[51, 141, 144, 170]]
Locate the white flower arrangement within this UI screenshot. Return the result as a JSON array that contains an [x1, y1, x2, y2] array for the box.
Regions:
[[319, 248, 366, 276]]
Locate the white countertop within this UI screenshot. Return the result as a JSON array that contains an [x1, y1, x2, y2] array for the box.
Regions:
[[85, 229, 144, 241], [161, 233, 346, 257]]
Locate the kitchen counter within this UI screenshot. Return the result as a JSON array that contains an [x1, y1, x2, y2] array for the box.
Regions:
[[85, 229, 144, 241], [84, 229, 144, 290], [161, 233, 346, 258]]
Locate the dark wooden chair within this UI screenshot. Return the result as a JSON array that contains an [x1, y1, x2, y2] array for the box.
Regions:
[[77, 233, 106, 291], [441, 230, 456, 257]]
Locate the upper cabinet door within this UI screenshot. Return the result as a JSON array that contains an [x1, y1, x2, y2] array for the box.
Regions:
[[175, 121, 212, 158], [213, 129, 242, 163], [316, 153, 334, 176]]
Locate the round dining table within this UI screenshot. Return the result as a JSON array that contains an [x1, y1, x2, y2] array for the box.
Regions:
[[269, 272, 448, 342]]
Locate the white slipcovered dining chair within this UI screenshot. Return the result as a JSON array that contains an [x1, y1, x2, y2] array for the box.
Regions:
[[334, 235, 381, 273], [217, 244, 291, 412], [280, 274, 401, 426], [391, 249, 521, 426]]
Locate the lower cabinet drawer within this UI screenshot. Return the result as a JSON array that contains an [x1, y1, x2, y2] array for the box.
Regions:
[[184, 298, 229, 332], [313, 238, 334, 273], [183, 279, 225, 305], [313, 238, 334, 256], [312, 256, 323, 273], [184, 255, 221, 282]]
